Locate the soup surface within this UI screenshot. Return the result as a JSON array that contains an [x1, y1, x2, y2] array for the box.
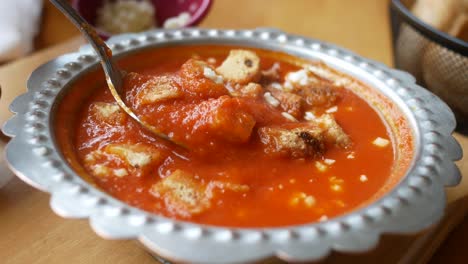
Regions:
[[59, 46, 412, 227]]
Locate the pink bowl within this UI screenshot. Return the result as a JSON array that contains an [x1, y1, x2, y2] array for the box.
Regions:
[[71, 0, 213, 39]]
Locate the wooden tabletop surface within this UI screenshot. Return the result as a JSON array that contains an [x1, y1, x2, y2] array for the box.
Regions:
[[1, 0, 467, 263]]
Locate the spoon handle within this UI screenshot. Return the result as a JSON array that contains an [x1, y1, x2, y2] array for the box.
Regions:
[[49, 0, 123, 94]]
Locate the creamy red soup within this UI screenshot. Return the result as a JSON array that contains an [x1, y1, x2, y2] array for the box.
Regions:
[[56, 45, 413, 227]]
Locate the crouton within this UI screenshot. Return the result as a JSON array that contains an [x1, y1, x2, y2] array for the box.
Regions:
[[285, 69, 310, 86], [84, 143, 164, 178], [88, 163, 128, 178], [297, 84, 339, 108], [202, 96, 256, 143], [179, 59, 228, 98], [314, 114, 351, 148], [267, 88, 303, 118], [150, 170, 211, 217], [84, 151, 125, 178], [230, 82, 263, 98], [211, 104, 256, 143], [104, 143, 163, 168], [207, 181, 250, 195], [216, 50, 261, 84], [90, 102, 126, 125], [258, 125, 325, 158], [136, 75, 182, 105], [91, 164, 112, 177]]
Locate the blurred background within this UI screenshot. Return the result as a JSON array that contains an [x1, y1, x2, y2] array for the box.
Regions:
[[5, 0, 467, 128], [33, 0, 396, 64]]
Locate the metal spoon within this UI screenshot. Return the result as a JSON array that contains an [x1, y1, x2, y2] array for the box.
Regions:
[[50, 0, 179, 146]]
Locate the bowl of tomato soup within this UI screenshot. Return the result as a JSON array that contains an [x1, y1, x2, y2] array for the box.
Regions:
[[3, 28, 462, 263]]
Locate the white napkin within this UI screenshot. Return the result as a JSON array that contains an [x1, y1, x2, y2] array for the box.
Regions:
[[0, 0, 43, 62]]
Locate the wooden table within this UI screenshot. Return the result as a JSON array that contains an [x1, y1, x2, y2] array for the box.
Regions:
[[1, 1, 467, 263]]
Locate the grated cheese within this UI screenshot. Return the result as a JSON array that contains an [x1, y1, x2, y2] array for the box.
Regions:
[[207, 57, 216, 64], [315, 161, 328, 172], [290, 197, 300, 206], [203, 67, 224, 84], [325, 106, 338, 113], [289, 192, 316, 208], [281, 112, 298, 122], [319, 215, 328, 222], [304, 111, 317, 121], [285, 69, 309, 86], [330, 184, 343, 192], [346, 152, 355, 159], [333, 200, 346, 207], [372, 137, 390, 147], [93, 164, 110, 176], [360, 174, 368, 182], [304, 195, 316, 207], [263, 92, 280, 107], [114, 168, 128, 177], [283, 81, 294, 91], [324, 159, 336, 165], [329, 176, 344, 192], [270, 82, 283, 90]]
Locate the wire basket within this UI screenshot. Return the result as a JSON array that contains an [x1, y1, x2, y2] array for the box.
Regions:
[[390, 0, 468, 131]]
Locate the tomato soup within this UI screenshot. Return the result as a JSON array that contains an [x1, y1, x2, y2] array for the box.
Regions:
[[56, 45, 413, 227]]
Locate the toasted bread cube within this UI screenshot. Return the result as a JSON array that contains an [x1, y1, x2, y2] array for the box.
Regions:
[[258, 125, 325, 158], [85, 151, 123, 178], [150, 170, 210, 217], [299, 84, 338, 108], [90, 102, 126, 125], [91, 164, 112, 177], [104, 143, 162, 168], [268, 88, 303, 118], [207, 181, 250, 196], [216, 50, 261, 84], [136, 75, 182, 105], [231, 82, 263, 98], [179, 59, 228, 98], [207, 96, 256, 143], [315, 114, 351, 148], [84, 144, 163, 178]]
